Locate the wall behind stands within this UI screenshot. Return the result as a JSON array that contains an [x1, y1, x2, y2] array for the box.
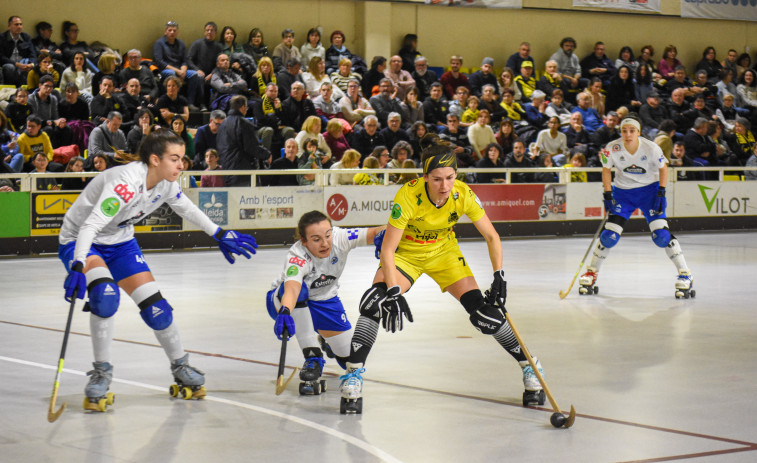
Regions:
[[6, 0, 757, 73]]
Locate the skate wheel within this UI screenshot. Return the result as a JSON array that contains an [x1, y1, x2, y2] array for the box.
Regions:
[[181, 387, 193, 400], [106, 392, 115, 406], [169, 384, 180, 397], [593, 286, 599, 295], [83, 397, 91, 410], [299, 382, 312, 395], [578, 286, 588, 295], [340, 397, 362, 414], [340, 397, 347, 414], [193, 386, 207, 400], [522, 390, 545, 407], [684, 291, 690, 299], [675, 291, 683, 299], [96, 398, 107, 412], [690, 289, 696, 298], [320, 380, 327, 393]]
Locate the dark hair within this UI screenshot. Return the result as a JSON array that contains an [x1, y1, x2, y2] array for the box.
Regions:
[[662, 45, 678, 60], [737, 53, 751, 67], [330, 30, 345, 43], [62, 21, 77, 40], [391, 140, 413, 159], [306, 27, 320, 42], [702, 46, 715, 59], [137, 128, 184, 164], [640, 45, 655, 57], [401, 34, 418, 50], [618, 46, 635, 61], [658, 119, 677, 134], [741, 69, 757, 88], [69, 51, 86, 71], [281, 28, 294, 38], [91, 153, 111, 170], [39, 74, 54, 86], [673, 141, 685, 148], [484, 142, 503, 158], [370, 56, 386, 70], [229, 95, 247, 111], [205, 21, 217, 30], [560, 37, 576, 47], [296, 210, 330, 241], [220, 26, 237, 46], [635, 63, 652, 85], [248, 27, 264, 44], [35, 21, 52, 35]]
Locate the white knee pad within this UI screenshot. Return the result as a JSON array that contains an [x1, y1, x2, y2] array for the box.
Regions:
[[322, 330, 352, 358], [292, 307, 319, 351]]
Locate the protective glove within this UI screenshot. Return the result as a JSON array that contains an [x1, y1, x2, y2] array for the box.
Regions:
[[64, 261, 86, 302], [487, 270, 507, 309], [603, 190, 615, 213], [373, 229, 385, 260], [654, 187, 667, 214], [380, 285, 413, 333], [274, 306, 295, 340], [214, 228, 257, 264]]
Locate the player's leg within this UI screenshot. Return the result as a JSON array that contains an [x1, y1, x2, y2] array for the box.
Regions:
[[648, 217, 694, 298], [303, 296, 352, 395]]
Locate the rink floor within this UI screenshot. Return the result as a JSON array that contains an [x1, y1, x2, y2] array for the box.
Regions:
[[1, 231, 756, 463]]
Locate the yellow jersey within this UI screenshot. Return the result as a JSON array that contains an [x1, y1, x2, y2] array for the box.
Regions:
[[388, 178, 486, 255]]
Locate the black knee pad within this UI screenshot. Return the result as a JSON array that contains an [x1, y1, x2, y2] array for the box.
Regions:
[[359, 283, 387, 323], [460, 289, 486, 314]]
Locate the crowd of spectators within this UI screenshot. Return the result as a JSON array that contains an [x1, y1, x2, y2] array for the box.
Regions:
[[3, 14, 757, 189]]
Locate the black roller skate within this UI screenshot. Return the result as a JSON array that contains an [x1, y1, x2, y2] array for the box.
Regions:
[[339, 365, 365, 414], [519, 359, 546, 407], [83, 361, 115, 412], [299, 356, 326, 395], [169, 353, 206, 400], [578, 270, 599, 295], [674, 273, 695, 299]]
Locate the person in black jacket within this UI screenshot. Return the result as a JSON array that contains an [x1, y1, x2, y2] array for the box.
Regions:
[[1, 16, 37, 86], [216, 95, 270, 186], [280, 82, 316, 132]]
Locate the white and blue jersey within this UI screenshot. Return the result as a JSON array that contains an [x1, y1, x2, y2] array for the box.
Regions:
[[58, 162, 219, 280], [600, 137, 668, 221], [267, 226, 369, 331]]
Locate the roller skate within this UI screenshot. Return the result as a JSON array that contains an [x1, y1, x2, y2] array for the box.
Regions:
[[339, 364, 365, 414], [578, 269, 599, 295], [519, 358, 545, 407], [83, 361, 115, 412], [169, 353, 206, 400], [299, 356, 327, 395], [674, 272, 695, 299]]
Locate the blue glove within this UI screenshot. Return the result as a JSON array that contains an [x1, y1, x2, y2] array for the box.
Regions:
[[64, 261, 86, 302], [274, 306, 295, 340], [603, 191, 615, 213], [214, 228, 257, 264], [380, 285, 413, 333], [373, 229, 385, 259], [654, 187, 667, 214]]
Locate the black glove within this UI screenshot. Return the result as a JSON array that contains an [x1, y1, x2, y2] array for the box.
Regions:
[[603, 190, 615, 213], [488, 270, 507, 309], [380, 285, 413, 333], [469, 304, 505, 335], [654, 187, 667, 214]]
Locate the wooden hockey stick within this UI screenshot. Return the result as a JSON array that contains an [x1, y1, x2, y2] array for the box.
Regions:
[[559, 214, 609, 300], [505, 313, 576, 428], [275, 328, 297, 395], [48, 298, 77, 422]]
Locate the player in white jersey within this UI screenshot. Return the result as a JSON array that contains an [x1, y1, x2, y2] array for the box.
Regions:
[[266, 210, 385, 395], [60, 129, 258, 410], [579, 117, 694, 298]]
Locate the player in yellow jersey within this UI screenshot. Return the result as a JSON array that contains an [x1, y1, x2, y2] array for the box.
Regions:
[[338, 143, 546, 414]]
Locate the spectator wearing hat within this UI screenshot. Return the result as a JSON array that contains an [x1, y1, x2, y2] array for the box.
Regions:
[[639, 90, 669, 138], [469, 57, 499, 97], [514, 61, 537, 102]]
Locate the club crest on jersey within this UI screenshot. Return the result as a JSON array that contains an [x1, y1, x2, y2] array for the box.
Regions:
[[448, 211, 459, 223], [288, 256, 306, 267], [391, 203, 402, 220], [623, 164, 646, 174], [612, 145, 621, 151], [310, 274, 336, 289], [600, 149, 609, 164], [416, 193, 422, 206], [347, 228, 359, 240], [331, 256, 338, 264], [408, 179, 418, 187], [100, 197, 120, 217], [453, 192, 459, 200], [286, 265, 298, 277]]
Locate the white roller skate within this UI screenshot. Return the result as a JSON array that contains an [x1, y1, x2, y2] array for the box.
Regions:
[[339, 364, 365, 414], [519, 358, 545, 407], [299, 356, 327, 395], [578, 270, 599, 295], [675, 272, 695, 299], [169, 353, 206, 400], [83, 361, 115, 412]]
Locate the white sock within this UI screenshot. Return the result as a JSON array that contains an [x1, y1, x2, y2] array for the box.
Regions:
[[292, 307, 319, 351], [90, 314, 115, 363], [154, 323, 184, 362]]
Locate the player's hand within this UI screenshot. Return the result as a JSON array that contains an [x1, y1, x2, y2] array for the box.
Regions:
[[214, 228, 257, 264], [654, 187, 667, 214], [469, 303, 505, 335], [487, 270, 507, 309], [274, 306, 295, 340], [380, 285, 413, 333], [603, 191, 615, 213], [64, 261, 86, 302], [373, 229, 385, 259]]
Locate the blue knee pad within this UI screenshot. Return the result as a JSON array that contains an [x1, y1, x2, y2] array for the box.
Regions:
[[266, 283, 309, 320], [651, 228, 671, 248], [86, 278, 120, 318], [138, 293, 173, 330], [599, 229, 621, 248]]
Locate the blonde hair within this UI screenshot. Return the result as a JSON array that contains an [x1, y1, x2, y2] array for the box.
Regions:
[[363, 156, 380, 169], [97, 52, 118, 73], [341, 149, 361, 167], [326, 119, 343, 137], [338, 57, 352, 68], [301, 115, 322, 135], [309, 56, 324, 80], [254, 57, 274, 78], [397, 159, 419, 184]]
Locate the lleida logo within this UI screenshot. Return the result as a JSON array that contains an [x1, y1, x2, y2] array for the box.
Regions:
[[391, 203, 402, 220], [100, 197, 120, 217], [286, 265, 298, 277], [698, 184, 751, 214], [199, 191, 228, 225]]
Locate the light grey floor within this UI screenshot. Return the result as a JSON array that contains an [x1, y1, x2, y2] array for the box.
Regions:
[[1, 231, 756, 463]]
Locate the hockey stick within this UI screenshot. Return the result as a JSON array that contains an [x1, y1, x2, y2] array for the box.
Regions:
[[558, 213, 609, 300], [275, 328, 297, 395], [505, 313, 576, 429], [48, 298, 77, 422]]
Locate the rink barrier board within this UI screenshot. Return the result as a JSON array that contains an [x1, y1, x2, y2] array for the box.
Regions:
[[1, 182, 756, 256]]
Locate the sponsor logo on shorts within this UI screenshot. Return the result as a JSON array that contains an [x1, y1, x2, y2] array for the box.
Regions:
[[289, 256, 306, 267], [286, 265, 298, 277], [100, 197, 120, 217], [310, 274, 337, 289], [391, 203, 402, 220]]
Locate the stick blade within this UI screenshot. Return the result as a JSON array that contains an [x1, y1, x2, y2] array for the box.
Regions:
[[47, 402, 66, 423], [274, 367, 298, 395], [558, 289, 569, 300], [564, 405, 577, 428]]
